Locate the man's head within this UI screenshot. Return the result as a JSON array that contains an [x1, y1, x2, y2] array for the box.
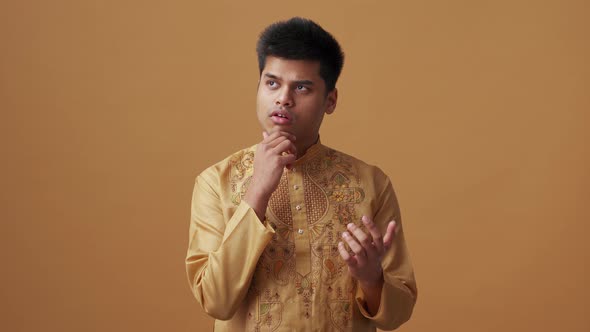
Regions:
[[255, 17, 344, 152], [256, 17, 344, 93]]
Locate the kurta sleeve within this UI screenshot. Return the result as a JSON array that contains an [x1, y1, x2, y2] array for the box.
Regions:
[[185, 170, 275, 320], [355, 174, 418, 331]]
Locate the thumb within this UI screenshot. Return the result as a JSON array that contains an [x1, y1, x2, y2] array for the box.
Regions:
[[262, 131, 268, 139]]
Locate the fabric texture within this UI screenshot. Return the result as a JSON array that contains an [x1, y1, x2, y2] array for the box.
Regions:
[[186, 141, 417, 331]]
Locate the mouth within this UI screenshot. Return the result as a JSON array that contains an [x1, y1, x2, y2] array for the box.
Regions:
[[270, 110, 292, 125], [270, 110, 291, 120]]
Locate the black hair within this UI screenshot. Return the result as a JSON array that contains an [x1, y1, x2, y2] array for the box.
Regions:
[[256, 17, 344, 92]]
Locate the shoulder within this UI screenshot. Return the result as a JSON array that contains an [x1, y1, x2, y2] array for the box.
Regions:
[[196, 144, 258, 185], [322, 145, 390, 184]]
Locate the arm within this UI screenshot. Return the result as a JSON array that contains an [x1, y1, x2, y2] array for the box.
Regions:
[[185, 172, 274, 320], [186, 131, 297, 320], [355, 177, 418, 330]]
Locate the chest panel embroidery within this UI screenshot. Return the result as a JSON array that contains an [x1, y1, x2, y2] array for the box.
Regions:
[[231, 147, 367, 331]]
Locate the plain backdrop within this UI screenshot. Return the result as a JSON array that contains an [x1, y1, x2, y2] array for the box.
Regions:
[[1, 1, 588, 331]]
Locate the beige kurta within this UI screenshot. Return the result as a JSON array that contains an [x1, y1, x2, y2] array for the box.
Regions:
[[186, 141, 417, 331]]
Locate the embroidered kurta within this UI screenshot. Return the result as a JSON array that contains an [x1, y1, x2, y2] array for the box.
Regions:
[[186, 141, 417, 331]]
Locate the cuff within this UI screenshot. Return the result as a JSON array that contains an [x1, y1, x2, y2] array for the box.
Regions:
[[222, 200, 275, 243], [355, 275, 415, 329]]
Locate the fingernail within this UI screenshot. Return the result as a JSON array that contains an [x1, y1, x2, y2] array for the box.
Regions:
[[362, 216, 369, 223], [342, 232, 349, 238]]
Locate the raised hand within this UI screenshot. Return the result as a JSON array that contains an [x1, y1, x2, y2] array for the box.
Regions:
[[338, 215, 397, 286], [243, 131, 297, 221]]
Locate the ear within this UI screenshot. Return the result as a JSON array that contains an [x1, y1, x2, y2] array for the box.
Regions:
[[325, 88, 338, 115]]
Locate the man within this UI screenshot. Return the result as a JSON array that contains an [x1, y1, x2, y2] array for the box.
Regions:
[[186, 17, 417, 331]]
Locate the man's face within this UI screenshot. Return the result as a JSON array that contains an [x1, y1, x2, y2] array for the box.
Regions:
[[256, 56, 337, 147]]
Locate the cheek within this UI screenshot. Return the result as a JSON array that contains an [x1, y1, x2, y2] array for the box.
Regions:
[[256, 91, 269, 111], [257, 89, 275, 107], [298, 98, 326, 119]]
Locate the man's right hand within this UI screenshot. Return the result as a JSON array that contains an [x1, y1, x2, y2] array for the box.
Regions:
[[244, 131, 297, 221]]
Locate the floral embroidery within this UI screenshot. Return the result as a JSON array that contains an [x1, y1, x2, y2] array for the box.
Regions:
[[328, 300, 352, 331], [327, 285, 356, 331], [259, 243, 296, 286], [229, 145, 371, 331], [229, 149, 255, 205], [247, 289, 284, 332], [295, 273, 314, 319]]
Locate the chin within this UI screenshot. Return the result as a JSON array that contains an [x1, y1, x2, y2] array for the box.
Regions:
[[267, 123, 290, 132]]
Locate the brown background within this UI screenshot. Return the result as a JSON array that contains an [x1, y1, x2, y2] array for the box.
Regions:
[[1, 1, 588, 331]]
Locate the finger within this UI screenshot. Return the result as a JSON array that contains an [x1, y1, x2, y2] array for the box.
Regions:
[[262, 131, 268, 139], [262, 130, 281, 143], [347, 222, 378, 259], [272, 139, 297, 157], [266, 136, 298, 156], [276, 132, 296, 144], [279, 154, 296, 167], [263, 130, 296, 144], [262, 130, 280, 143], [342, 231, 366, 265], [382, 220, 397, 250], [337, 241, 357, 267], [360, 215, 384, 253], [266, 135, 290, 149]]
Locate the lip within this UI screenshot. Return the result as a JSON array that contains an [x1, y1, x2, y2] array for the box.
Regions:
[[270, 109, 292, 125]]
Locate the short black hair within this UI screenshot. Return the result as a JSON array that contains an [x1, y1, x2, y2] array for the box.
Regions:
[[256, 17, 344, 92]]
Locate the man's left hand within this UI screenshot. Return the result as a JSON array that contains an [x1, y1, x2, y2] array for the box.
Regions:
[[338, 215, 397, 287]]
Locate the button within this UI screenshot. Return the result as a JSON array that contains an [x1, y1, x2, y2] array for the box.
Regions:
[[298, 229, 304, 234], [295, 205, 301, 210], [293, 185, 299, 190], [291, 167, 296, 172]]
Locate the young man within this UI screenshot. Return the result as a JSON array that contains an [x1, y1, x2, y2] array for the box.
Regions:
[[186, 17, 417, 331]]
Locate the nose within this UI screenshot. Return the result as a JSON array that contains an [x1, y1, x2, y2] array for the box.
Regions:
[[275, 87, 293, 107]]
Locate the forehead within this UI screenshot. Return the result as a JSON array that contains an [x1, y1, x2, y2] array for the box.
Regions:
[[262, 56, 322, 82]]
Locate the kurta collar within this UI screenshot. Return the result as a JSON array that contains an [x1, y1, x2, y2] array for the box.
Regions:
[[292, 136, 325, 166]]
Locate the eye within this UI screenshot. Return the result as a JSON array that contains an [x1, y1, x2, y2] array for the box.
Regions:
[[267, 80, 278, 88], [296, 85, 308, 92]]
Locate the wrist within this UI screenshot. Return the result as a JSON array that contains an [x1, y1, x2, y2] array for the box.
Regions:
[[243, 185, 270, 221], [359, 272, 384, 291]]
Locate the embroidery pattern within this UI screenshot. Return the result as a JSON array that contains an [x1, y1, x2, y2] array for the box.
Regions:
[[247, 288, 284, 332], [294, 273, 314, 319], [311, 243, 346, 286], [303, 173, 329, 224], [268, 172, 293, 226], [303, 148, 366, 329], [229, 149, 255, 205], [259, 242, 296, 286], [306, 149, 365, 226], [234, 146, 369, 331], [328, 285, 355, 331]]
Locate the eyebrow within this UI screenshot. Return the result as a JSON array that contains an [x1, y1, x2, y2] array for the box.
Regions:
[[264, 73, 314, 86]]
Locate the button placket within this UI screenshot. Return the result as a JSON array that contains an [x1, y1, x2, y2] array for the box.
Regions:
[[288, 165, 310, 276]]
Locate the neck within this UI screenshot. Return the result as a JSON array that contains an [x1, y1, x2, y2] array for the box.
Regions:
[[295, 135, 320, 159]]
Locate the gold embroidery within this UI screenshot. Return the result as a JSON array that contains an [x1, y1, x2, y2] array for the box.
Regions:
[[229, 149, 255, 205], [303, 172, 329, 224], [268, 172, 293, 226], [247, 289, 284, 332], [225, 146, 375, 330], [259, 243, 296, 286]]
